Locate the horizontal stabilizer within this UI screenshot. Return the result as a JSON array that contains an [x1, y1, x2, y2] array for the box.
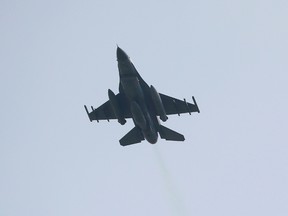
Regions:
[[119, 127, 144, 146], [158, 125, 185, 141]]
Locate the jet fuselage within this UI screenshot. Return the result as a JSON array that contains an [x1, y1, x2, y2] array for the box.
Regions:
[[117, 47, 158, 144]]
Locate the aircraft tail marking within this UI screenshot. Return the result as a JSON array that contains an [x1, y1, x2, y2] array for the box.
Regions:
[[158, 125, 185, 141]]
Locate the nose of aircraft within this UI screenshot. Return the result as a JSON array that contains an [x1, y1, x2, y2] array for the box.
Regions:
[[117, 46, 129, 61]]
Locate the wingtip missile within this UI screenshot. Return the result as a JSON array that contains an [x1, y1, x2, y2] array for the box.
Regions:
[[84, 105, 92, 122], [192, 96, 200, 113]]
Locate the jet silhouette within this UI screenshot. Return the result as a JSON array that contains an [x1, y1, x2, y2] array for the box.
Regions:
[[84, 47, 200, 146]]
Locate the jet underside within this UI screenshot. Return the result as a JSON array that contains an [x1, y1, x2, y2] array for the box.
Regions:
[[84, 47, 200, 146]]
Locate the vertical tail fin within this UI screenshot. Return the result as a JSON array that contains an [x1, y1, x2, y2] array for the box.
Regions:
[[158, 125, 185, 141]]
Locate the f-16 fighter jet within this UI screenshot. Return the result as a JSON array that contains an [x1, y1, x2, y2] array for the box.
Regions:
[[84, 47, 200, 146]]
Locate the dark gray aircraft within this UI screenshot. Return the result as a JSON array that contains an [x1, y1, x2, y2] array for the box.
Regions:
[[84, 47, 200, 146]]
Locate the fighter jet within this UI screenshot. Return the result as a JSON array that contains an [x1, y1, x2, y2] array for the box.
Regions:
[[84, 47, 200, 146]]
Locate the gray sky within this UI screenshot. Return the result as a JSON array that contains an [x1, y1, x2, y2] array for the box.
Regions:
[[1, 0, 288, 215]]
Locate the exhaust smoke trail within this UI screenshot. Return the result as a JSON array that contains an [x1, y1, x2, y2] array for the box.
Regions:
[[153, 146, 188, 216]]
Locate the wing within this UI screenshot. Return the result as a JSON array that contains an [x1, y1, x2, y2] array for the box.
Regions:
[[84, 93, 132, 122], [159, 93, 200, 115]]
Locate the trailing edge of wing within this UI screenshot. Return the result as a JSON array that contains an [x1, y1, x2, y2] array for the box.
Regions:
[[84, 93, 132, 122], [159, 93, 200, 116], [84, 100, 116, 122]]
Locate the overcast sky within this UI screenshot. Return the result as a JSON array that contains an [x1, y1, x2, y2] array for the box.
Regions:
[[1, 0, 288, 216]]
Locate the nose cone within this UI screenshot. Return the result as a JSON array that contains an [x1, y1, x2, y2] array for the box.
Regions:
[[117, 46, 129, 61]]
